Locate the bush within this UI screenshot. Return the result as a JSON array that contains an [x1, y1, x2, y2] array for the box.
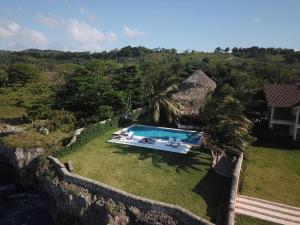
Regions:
[[53, 116, 119, 157], [96, 105, 114, 121], [47, 110, 76, 132], [0, 69, 8, 87]]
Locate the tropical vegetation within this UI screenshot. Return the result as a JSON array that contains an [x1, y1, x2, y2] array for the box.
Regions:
[[201, 84, 254, 165], [1, 46, 300, 223], [146, 71, 181, 124]]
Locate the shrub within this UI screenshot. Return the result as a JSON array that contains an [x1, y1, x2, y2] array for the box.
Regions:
[[47, 110, 76, 132], [96, 105, 114, 121], [53, 116, 119, 158]]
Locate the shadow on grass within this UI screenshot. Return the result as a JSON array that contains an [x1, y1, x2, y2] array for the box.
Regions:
[[193, 169, 231, 222], [107, 143, 211, 173], [0, 117, 30, 126], [252, 141, 300, 151]]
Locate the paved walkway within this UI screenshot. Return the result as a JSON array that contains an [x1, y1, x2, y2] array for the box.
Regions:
[[235, 195, 300, 225]]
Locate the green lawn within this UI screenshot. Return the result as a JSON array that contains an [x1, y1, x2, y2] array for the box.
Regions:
[[235, 215, 275, 225], [59, 128, 230, 222], [239, 144, 300, 207]]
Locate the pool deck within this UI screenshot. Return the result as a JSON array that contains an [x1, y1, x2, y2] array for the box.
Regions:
[[109, 125, 204, 154], [108, 135, 192, 154]]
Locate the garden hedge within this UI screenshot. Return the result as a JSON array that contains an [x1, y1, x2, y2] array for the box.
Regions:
[[54, 116, 119, 158]]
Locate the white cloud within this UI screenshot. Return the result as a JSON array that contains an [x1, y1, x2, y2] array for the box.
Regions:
[[66, 19, 116, 51], [254, 17, 262, 23], [23, 28, 47, 45], [0, 20, 47, 50], [79, 6, 96, 21], [123, 25, 145, 38], [0, 21, 20, 37], [37, 13, 60, 28]]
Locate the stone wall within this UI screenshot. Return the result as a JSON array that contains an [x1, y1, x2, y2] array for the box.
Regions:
[[225, 154, 243, 225], [48, 156, 214, 225]]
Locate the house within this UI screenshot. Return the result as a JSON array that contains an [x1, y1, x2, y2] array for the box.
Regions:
[[264, 79, 300, 140], [172, 69, 216, 128]]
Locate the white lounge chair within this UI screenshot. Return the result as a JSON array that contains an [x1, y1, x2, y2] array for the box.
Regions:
[[172, 139, 181, 147], [127, 131, 134, 140], [166, 137, 174, 146]]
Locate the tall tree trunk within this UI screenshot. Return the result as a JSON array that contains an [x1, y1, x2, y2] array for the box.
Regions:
[[210, 144, 217, 167]]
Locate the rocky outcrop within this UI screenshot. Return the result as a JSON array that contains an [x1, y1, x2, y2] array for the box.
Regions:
[[67, 128, 84, 147], [0, 191, 54, 225], [0, 124, 23, 135], [0, 145, 45, 169], [0, 145, 46, 187]]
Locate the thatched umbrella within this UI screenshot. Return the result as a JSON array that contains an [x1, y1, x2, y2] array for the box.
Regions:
[[172, 70, 216, 118]]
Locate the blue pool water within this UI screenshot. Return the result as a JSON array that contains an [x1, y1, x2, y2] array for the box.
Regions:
[[127, 125, 201, 144]]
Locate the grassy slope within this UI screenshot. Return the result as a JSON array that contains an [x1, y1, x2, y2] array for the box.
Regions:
[[0, 84, 52, 119], [60, 128, 230, 222], [1, 129, 69, 149], [0, 78, 69, 148], [235, 215, 275, 225], [239, 145, 300, 207]]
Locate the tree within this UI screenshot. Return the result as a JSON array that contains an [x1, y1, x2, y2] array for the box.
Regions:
[[201, 84, 254, 166], [147, 72, 181, 124], [214, 47, 222, 53], [56, 67, 126, 121], [202, 57, 210, 63], [0, 69, 8, 87], [7, 64, 39, 86], [224, 47, 230, 53], [113, 64, 144, 111]]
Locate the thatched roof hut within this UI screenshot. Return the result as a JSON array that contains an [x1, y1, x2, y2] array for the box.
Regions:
[[173, 70, 216, 117]]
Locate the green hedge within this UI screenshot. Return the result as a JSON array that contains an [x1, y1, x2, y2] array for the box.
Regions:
[[54, 116, 119, 158]]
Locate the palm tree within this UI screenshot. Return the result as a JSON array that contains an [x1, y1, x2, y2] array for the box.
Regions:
[[202, 84, 254, 167], [147, 72, 181, 124]]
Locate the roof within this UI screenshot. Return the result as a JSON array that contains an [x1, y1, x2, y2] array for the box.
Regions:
[[173, 70, 216, 116], [264, 83, 300, 107]]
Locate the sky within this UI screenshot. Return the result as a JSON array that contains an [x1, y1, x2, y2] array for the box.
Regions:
[[0, 0, 299, 52]]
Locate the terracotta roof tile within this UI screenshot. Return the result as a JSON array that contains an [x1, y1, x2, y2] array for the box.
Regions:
[[264, 84, 300, 107]]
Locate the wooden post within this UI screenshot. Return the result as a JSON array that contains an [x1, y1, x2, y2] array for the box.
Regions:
[[269, 107, 274, 129], [293, 107, 299, 140]]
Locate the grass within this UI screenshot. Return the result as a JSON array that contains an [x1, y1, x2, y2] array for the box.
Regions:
[[0, 105, 26, 119], [0, 84, 53, 119], [239, 144, 300, 207], [235, 215, 275, 225], [59, 128, 230, 222], [0, 83, 68, 149], [1, 129, 69, 149]]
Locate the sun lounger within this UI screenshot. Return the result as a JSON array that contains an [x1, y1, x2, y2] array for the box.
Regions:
[[172, 139, 181, 147], [166, 137, 174, 146], [139, 137, 156, 144], [112, 134, 122, 139], [147, 138, 156, 144], [139, 138, 147, 144], [127, 131, 134, 139]]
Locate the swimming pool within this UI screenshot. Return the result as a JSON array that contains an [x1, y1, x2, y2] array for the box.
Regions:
[[127, 124, 202, 144]]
